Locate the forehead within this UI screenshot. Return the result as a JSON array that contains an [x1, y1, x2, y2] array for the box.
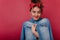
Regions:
[[32, 6, 41, 11]]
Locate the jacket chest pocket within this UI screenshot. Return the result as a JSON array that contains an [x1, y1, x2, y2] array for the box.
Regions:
[[39, 26, 49, 33]]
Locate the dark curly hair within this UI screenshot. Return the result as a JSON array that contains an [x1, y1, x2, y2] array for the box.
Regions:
[[30, 0, 44, 13]]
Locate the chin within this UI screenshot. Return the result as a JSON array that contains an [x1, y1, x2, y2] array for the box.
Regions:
[[34, 18, 39, 20]]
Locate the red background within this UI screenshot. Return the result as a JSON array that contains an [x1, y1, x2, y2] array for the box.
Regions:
[[0, 0, 60, 40]]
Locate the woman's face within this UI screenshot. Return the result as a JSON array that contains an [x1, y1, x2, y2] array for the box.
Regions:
[[30, 6, 41, 20]]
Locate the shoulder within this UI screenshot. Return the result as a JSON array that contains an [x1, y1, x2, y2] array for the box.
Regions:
[[22, 20, 34, 27], [23, 21, 30, 26], [39, 18, 50, 24], [41, 18, 50, 22]]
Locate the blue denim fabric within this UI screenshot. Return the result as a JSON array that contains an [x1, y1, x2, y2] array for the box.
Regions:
[[20, 18, 53, 40]]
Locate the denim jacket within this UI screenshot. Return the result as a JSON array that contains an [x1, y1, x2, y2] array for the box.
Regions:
[[20, 18, 53, 40]]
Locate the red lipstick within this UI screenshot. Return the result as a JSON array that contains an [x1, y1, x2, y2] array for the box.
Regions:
[[35, 16, 38, 18]]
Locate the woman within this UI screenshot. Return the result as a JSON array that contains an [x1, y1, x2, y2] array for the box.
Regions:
[[20, 0, 53, 40]]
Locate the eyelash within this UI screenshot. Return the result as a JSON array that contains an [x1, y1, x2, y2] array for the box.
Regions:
[[33, 11, 41, 13]]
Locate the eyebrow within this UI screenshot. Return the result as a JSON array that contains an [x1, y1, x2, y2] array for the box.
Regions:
[[32, 10, 41, 12]]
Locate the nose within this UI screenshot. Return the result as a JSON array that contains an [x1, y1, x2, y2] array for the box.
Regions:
[[35, 12, 38, 16]]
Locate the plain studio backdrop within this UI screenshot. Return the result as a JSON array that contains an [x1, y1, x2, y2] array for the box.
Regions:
[[0, 0, 60, 40]]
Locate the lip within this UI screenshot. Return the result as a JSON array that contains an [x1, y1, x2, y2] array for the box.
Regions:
[[35, 16, 38, 18]]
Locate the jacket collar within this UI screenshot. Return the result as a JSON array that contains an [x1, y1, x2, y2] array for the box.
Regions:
[[29, 18, 43, 23]]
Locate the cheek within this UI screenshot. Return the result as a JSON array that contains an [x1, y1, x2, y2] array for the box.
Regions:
[[31, 13, 35, 17], [38, 14, 41, 17], [31, 13, 41, 17]]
